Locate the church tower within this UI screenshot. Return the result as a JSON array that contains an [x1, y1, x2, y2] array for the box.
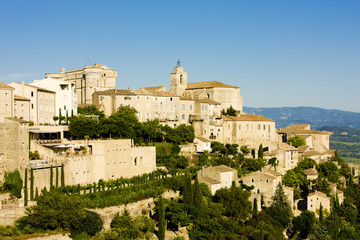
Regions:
[[170, 60, 187, 96]]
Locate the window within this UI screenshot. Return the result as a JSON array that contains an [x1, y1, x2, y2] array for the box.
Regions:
[[31, 91, 34, 97], [266, 179, 269, 183], [124, 97, 131, 100], [100, 96, 104, 101], [31, 104, 34, 109], [182, 114, 185, 120], [134, 157, 137, 166], [251, 179, 254, 182], [170, 97, 173, 101], [189, 105, 192, 110], [181, 104, 185, 110], [136, 96, 140, 99]]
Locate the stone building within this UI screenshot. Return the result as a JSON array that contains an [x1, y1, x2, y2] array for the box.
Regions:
[[29, 138, 156, 190], [241, 169, 293, 208], [197, 165, 238, 195], [0, 118, 29, 181], [170, 62, 243, 112], [14, 95, 30, 121], [307, 191, 331, 212], [9, 82, 56, 124], [0, 82, 14, 122], [45, 63, 117, 104], [277, 124, 334, 162], [30, 78, 78, 118], [264, 142, 299, 174]]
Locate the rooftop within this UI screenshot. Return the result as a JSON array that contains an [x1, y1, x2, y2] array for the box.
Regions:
[[0, 82, 14, 89], [186, 81, 239, 90], [223, 114, 275, 122]]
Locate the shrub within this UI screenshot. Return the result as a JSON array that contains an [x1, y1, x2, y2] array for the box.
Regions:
[[3, 169, 23, 198]]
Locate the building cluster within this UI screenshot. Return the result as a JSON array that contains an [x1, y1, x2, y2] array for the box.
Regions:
[[0, 62, 339, 215]]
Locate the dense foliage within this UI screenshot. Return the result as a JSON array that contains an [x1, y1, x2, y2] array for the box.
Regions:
[[70, 106, 195, 145], [2, 169, 23, 198]]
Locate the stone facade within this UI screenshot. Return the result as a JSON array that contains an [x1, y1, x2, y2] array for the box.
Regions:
[[241, 169, 294, 208], [197, 165, 238, 195], [30, 78, 78, 118], [0, 118, 29, 181], [278, 124, 333, 162], [264, 142, 299, 174], [0, 83, 14, 122], [307, 191, 330, 212], [45, 63, 117, 105], [29, 139, 156, 190], [9, 82, 56, 124], [14, 95, 30, 121]]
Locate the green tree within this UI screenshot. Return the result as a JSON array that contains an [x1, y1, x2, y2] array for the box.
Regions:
[[291, 210, 316, 239], [24, 168, 28, 207], [268, 157, 279, 171], [17, 191, 85, 231], [61, 164, 65, 188], [77, 105, 105, 119], [221, 105, 237, 116], [287, 136, 306, 147], [266, 183, 292, 228], [213, 184, 252, 221], [183, 171, 193, 205], [30, 168, 34, 201], [193, 177, 203, 209], [3, 169, 23, 198], [70, 210, 103, 238], [298, 157, 316, 170], [317, 161, 339, 183], [69, 116, 99, 139], [258, 144, 264, 159], [50, 165, 53, 190], [157, 196, 166, 240], [55, 166, 59, 189]]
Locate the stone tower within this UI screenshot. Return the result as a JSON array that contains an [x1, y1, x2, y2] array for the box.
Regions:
[[170, 60, 187, 96]]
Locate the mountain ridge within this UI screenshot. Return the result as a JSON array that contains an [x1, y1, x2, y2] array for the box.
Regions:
[[243, 106, 360, 129]]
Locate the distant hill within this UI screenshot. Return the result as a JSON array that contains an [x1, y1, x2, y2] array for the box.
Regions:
[[243, 106, 360, 129], [317, 126, 360, 160]]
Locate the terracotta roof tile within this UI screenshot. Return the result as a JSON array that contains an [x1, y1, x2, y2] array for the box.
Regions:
[[186, 81, 239, 90], [223, 114, 275, 122], [0, 82, 14, 89]]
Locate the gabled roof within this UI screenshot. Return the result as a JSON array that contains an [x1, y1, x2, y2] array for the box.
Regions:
[[142, 86, 166, 91], [308, 191, 329, 199], [206, 165, 236, 173], [195, 136, 211, 142], [0, 82, 14, 89], [223, 114, 275, 122], [186, 81, 239, 90], [14, 95, 30, 101], [277, 124, 330, 135], [10, 82, 55, 93], [147, 90, 177, 97], [304, 168, 318, 176], [180, 96, 220, 105], [243, 168, 282, 179], [297, 145, 310, 153], [199, 176, 221, 185]]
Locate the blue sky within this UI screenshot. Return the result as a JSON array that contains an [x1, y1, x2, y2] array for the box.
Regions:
[[1, 0, 359, 112]]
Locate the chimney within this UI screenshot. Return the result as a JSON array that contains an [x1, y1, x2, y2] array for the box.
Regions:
[[21, 81, 25, 97]]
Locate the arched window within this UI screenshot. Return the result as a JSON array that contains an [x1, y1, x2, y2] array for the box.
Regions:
[[180, 75, 183, 83]]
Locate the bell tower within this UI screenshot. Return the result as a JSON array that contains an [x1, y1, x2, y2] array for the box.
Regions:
[[170, 60, 187, 96]]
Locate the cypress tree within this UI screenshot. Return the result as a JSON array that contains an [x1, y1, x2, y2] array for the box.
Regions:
[[93, 182, 97, 193], [50, 165, 53, 190], [66, 110, 69, 125], [61, 164, 65, 188], [183, 171, 193, 205], [55, 166, 59, 189], [253, 198, 258, 215], [30, 168, 34, 201], [319, 203, 324, 224], [193, 177, 203, 209], [58, 108, 62, 125], [24, 168, 28, 206], [98, 181, 101, 192], [35, 187, 39, 201], [258, 144, 263, 159], [157, 196, 165, 240]]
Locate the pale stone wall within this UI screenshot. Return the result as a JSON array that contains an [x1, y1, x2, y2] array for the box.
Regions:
[[307, 192, 330, 212], [29, 139, 156, 190], [241, 170, 282, 206], [14, 98, 30, 121], [0, 118, 29, 181], [170, 66, 187, 96], [46, 63, 117, 104], [197, 166, 238, 195], [9, 82, 55, 124], [30, 78, 78, 118], [0, 86, 14, 121]]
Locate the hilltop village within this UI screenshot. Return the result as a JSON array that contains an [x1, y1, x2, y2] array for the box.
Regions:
[[0, 62, 359, 239]]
